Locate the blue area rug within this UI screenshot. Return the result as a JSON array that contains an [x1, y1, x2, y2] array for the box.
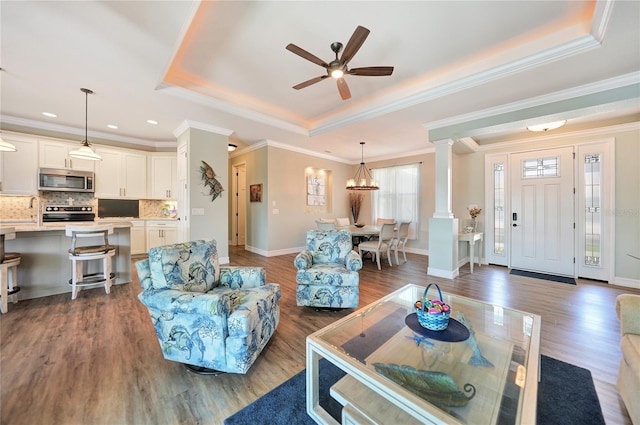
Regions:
[[224, 355, 604, 425], [225, 310, 604, 425], [510, 269, 576, 285]]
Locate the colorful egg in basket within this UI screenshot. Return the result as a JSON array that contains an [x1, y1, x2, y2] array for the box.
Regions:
[[414, 283, 451, 331]]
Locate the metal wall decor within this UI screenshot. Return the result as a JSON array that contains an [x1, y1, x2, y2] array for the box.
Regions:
[[200, 160, 224, 201]]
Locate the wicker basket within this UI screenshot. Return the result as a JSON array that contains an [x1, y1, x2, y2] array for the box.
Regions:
[[415, 283, 450, 331]]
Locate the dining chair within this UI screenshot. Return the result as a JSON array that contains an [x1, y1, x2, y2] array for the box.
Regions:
[[357, 223, 396, 270], [390, 221, 411, 264], [376, 218, 396, 225], [316, 220, 336, 230]]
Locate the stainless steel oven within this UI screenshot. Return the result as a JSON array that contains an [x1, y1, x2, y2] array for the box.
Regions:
[[42, 205, 95, 223]]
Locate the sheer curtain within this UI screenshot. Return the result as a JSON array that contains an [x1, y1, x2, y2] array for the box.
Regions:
[[372, 163, 419, 239]]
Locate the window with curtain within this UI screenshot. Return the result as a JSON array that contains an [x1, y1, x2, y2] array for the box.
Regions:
[[371, 163, 420, 239]]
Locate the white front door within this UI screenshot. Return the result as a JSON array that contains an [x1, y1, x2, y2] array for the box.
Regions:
[[510, 146, 575, 276]]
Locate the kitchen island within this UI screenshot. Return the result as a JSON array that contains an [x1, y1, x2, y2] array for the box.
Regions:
[[2, 222, 132, 300]]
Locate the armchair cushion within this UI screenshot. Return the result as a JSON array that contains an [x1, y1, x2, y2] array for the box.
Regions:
[[219, 266, 266, 289], [294, 250, 313, 270], [148, 240, 220, 293], [306, 230, 354, 263]]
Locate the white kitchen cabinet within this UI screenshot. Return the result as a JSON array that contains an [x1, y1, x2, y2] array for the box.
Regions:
[[39, 140, 95, 172], [130, 220, 146, 255], [149, 153, 177, 199], [146, 220, 178, 250], [94, 147, 147, 199], [0, 135, 38, 195]]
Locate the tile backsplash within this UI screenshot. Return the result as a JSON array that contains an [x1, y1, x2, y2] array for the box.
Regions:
[[0, 194, 175, 222]]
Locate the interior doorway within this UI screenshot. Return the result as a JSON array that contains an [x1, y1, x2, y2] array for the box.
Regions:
[[232, 163, 246, 246]]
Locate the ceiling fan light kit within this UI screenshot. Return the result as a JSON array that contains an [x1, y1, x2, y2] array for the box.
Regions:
[[286, 26, 394, 100], [69, 88, 102, 161], [346, 142, 378, 191]]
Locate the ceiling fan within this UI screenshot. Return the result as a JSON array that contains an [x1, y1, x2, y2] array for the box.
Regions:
[[286, 25, 394, 100]]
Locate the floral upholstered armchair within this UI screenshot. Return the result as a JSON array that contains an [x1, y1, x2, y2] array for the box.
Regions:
[[136, 240, 280, 374], [294, 230, 362, 308]]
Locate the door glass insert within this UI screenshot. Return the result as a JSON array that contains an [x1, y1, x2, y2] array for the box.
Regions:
[[493, 163, 505, 255], [584, 154, 601, 266], [522, 157, 559, 178]]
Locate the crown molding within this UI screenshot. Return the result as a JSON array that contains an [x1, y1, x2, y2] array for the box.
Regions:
[[173, 120, 233, 138], [310, 32, 605, 137], [591, 0, 615, 42], [0, 114, 174, 148], [159, 86, 309, 137], [423, 73, 640, 132]]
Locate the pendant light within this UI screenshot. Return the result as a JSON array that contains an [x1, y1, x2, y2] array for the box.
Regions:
[[346, 142, 378, 191], [0, 133, 17, 152], [69, 88, 102, 161]]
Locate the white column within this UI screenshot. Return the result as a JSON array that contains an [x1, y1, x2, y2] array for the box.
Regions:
[[428, 139, 458, 279], [433, 139, 454, 219]]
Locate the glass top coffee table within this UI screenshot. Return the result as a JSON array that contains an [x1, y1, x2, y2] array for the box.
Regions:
[[306, 284, 541, 425]]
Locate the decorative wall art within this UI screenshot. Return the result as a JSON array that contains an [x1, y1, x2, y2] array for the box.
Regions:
[[250, 184, 263, 202], [307, 173, 326, 206], [200, 160, 224, 202], [305, 168, 332, 214]]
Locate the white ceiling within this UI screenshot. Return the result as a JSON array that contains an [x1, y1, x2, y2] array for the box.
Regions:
[[1, 0, 639, 163]]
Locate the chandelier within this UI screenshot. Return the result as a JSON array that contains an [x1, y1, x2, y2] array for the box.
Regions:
[[69, 88, 102, 161], [346, 142, 378, 191]]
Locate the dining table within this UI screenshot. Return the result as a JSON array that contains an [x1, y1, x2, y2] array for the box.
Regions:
[[336, 225, 382, 237]]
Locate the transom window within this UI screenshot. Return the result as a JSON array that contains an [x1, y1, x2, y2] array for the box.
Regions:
[[522, 157, 559, 178]]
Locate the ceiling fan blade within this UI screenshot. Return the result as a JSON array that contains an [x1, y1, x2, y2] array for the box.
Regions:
[[286, 43, 329, 68], [348, 66, 394, 76], [336, 78, 351, 100], [340, 26, 370, 66], [292, 75, 328, 90]]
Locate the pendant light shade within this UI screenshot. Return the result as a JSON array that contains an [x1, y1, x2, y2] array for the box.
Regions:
[[346, 142, 378, 191], [69, 88, 102, 161], [0, 133, 17, 152]]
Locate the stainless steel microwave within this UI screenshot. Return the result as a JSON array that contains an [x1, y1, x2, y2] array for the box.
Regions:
[[38, 168, 95, 192]]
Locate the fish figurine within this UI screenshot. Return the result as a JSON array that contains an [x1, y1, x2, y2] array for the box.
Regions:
[[373, 363, 476, 409], [456, 312, 494, 368]]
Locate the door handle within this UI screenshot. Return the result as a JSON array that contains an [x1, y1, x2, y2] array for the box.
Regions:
[[513, 223, 518, 227]]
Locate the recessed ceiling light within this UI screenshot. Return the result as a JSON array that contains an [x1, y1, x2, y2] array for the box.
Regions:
[[146, 119, 158, 125], [42, 112, 57, 118], [107, 124, 118, 129], [526, 120, 567, 132]]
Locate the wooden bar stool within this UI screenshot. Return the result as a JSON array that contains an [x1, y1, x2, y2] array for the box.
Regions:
[[1, 227, 21, 314], [66, 224, 116, 300]]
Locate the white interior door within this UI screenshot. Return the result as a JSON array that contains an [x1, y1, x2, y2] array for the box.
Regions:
[[232, 163, 246, 246], [510, 147, 575, 276]]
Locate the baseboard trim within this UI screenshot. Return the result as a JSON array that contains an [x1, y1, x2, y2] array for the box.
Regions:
[[427, 267, 460, 279], [612, 276, 640, 290]]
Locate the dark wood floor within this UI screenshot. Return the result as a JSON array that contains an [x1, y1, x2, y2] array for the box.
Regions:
[[1, 246, 638, 425]]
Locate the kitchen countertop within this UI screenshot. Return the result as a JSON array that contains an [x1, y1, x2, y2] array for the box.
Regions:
[[1, 222, 133, 232]]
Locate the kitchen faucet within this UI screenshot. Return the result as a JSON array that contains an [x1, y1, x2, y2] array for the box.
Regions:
[[27, 196, 41, 227]]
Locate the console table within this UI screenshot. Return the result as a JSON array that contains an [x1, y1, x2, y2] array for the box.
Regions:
[[458, 232, 483, 273]]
